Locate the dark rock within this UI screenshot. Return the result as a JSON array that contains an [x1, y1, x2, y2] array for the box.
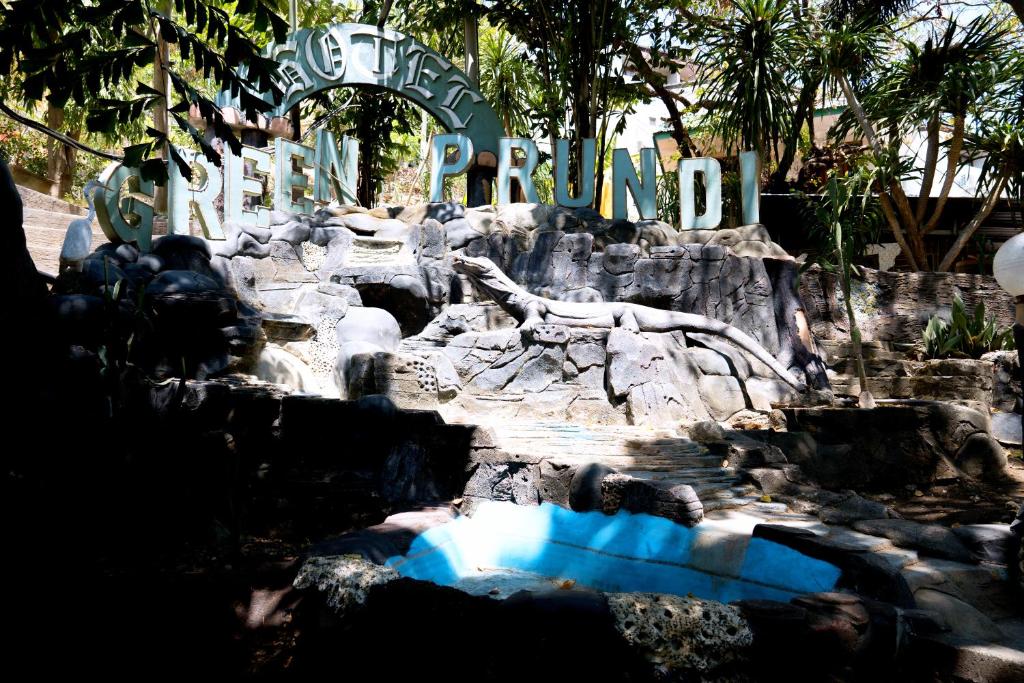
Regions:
[[261, 313, 316, 341], [792, 592, 872, 654], [47, 294, 109, 347], [569, 462, 616, 512], [136, 253, 165, 273], [781, 403, 997, 490], [121, 263, 156, 289], [952, 524, 1016, 564], [601, 474, 704, 526], [954, 432, 1007, 480], [573, 206, 607, 231], [145, 270, 222, 296], [114, 243, 140, 263], [752, 524, 915, 607], [424, 202, 464, 223], [381, 442, 440, 504], [606, 219, 639, 245], [152, 234, 220, 282], [851, 519, 973, 562], [746, 467, 797, 495], [816, 494, 891, 525], [463, 462, 538, 505], [537, 460, 576, 506], [354, 394, 399, 420], [124, 378, 233, 430], [78, 256, 127, 291], [152, 233, 212, 260]]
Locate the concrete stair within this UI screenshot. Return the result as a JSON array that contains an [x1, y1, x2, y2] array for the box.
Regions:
[[488, 421, 757, 511]]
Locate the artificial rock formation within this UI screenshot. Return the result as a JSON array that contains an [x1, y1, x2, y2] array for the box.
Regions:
[[451, 253, 806, 390], [100, 200, 829, 423]]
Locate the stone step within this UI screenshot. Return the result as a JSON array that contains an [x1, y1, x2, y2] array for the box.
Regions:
[[20, 206, 107, 275], [17, 183, 88, 216], [486, 420, 750, 512]]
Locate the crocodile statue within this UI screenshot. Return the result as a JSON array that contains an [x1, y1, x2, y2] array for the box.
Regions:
[[451, 253, 806, 390]]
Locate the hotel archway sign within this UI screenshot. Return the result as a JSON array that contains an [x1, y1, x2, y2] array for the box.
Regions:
[[219, 23, 504, 205], [94, 23, 759, 251]]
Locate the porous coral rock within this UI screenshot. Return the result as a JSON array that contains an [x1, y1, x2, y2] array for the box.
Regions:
[[607, 592, 753, 675], [293, 555, 398, 615]]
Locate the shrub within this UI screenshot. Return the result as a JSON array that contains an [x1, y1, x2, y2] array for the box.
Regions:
[[922, 293, 1016, 359]]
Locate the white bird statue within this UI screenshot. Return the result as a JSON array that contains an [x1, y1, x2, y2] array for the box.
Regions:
[[60, 179, 102, 271]]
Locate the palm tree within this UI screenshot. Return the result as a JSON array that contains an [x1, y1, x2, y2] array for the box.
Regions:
[[479, 28, 539, 136], [825, 13, 1023, 271], [695, 0, 802, 164]]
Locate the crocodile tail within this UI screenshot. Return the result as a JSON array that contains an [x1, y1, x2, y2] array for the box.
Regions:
[[681, 314, 806, 391]]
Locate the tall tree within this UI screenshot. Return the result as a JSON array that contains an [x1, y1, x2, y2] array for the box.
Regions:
[[826, 13, 1023, 271], [694, 0, 802, 166]]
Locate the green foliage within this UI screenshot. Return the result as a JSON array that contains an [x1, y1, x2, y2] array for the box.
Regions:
[[694, 0, 802, 162], [922, 294, 1017, 360], [478, 28, 541, 136], [533, 160, 555, 205], [656, 171, 679, 226], [0, 0, 289, 183], [0, 116, 49, 177], [795, 160, 883, 272], [323, 88, 418, 206]]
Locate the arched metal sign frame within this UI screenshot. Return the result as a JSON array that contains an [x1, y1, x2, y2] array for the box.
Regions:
[[220, 23, 503, 204]]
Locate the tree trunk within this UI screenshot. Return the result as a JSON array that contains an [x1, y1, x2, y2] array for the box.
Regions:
[[838, 70, 930, 268], [152, 0, 173, 214], [771, 76, 819, 190], [914, 113, 940, 224], [464, 15, 479, 86], [878, 193, 921, 271], [937, 171, 1010, 272], [45, 103, 76, 199], [923, 115, 965, 234]]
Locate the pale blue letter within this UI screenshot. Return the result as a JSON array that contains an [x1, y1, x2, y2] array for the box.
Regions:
[[497, 137, 539, 204], [430, 133, 474, 202], [275, 138, 315, 214], [739, 150, 760, 225], [554, 138, 596, 208], [225, 145, 271, 228], [679, 157, 722, 230], [612, 148, 657, 220]]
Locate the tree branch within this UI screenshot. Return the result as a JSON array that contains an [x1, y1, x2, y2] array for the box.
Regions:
[[879, 191, 921, 271], [915, 113, 940, 224], [622, 40, 699, 157], [0, 100, 122, 161], [937, 170, 1010, 272], [923, 114, 965, 235]]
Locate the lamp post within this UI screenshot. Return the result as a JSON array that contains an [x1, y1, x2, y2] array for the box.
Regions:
[[993, 232, 1024, 439]]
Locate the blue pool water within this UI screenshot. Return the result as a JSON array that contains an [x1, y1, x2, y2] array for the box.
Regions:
[[386, 501, 841, 603]]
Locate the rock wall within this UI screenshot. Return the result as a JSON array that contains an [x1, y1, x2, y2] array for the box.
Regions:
[[188, 201, 827, 411], [800, 266, 1016, 344], [402, 318, 804, 425]]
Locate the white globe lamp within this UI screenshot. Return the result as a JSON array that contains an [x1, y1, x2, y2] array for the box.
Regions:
[[993, 231, 1023, 446], [994, 231, 1024, 300]]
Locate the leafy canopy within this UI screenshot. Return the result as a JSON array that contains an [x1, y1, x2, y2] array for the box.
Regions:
[[0, 0, 289, 182]]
